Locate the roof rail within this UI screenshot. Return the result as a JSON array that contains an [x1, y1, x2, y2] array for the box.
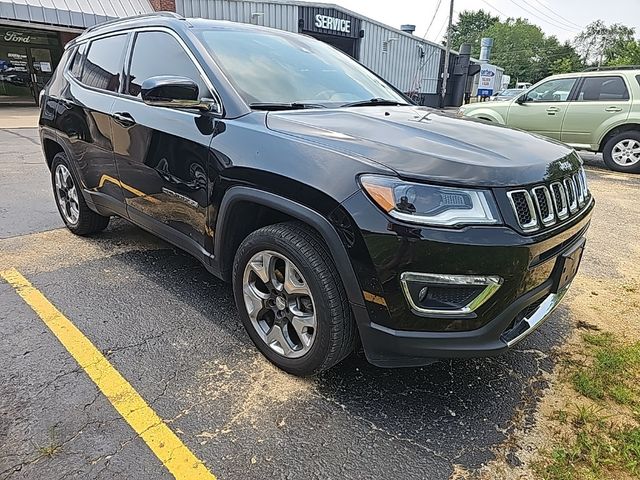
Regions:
[[583, 65, 640, 72], [85, 11, 184, 33]]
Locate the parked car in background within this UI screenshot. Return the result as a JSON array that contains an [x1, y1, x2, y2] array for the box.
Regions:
[[515, 82, 532, 89], [492, 88, 522, 101], [459, 68, 640, 173]]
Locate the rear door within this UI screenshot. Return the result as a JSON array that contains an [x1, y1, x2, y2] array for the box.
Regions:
[[506, 77, 578, 140], [110, 29, 216, 259], [54, 34, 129, 214], [561, 75, 632, 148]]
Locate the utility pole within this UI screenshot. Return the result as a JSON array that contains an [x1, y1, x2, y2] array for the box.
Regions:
[[441, 0, 454, 108]]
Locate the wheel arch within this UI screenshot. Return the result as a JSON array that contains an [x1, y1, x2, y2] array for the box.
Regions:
[[599, 123, 640, 152], [42, 136, 64, 169], [214, 186, 365, 308], [466, 109, 505, 124]]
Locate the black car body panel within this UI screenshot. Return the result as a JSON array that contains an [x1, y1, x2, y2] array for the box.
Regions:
[[266, 106, 581, 187], [38, 15, 594, 368]]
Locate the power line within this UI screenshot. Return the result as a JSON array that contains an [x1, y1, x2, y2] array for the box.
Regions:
[[506, 0, 581, 32], [422, 0, 443, 40], [528, 0, 584, 29], [519, 0, 582, 31], [478, 0, 510, 19]]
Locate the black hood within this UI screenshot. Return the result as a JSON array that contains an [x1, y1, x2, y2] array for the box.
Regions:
[[266, 106, 581, 187]]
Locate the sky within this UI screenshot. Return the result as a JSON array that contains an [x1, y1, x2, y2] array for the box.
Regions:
[[306, 0, 640, 44]]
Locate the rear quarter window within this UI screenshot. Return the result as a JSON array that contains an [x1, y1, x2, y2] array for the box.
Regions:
[[80, 34, 128, 92], [68, 43, 86, 79], [577, 76, 629, 101]]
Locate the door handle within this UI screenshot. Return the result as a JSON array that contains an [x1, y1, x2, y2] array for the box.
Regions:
[[546, 106, 560, 115], [112, 112, 136, 127], [605, 106, 623, 112]]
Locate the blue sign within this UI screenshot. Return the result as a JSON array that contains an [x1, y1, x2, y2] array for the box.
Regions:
[[478, 88, 493, 97]]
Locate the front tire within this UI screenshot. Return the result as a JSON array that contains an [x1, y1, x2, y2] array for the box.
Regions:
[[603, 131, 640, 173], [232, 222, 356, 376], [51, 152, 110, 235]]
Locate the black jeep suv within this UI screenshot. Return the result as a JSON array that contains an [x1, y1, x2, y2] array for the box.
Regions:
[[39, 13, 593, 376]]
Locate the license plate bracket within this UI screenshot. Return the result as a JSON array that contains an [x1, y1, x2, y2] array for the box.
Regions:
[[552, 238, 586, 293]]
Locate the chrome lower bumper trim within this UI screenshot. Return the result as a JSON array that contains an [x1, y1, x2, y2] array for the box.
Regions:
[[502, 285, 570, 347]]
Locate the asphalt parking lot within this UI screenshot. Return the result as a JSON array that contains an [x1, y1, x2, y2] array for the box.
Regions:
[[1, 126, 639, 480]]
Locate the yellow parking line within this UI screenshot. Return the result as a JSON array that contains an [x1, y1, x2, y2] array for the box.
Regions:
[[1, 268, 216, 480]]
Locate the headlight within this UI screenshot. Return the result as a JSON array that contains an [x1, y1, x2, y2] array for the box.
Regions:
[[360, 175, 501, 227]]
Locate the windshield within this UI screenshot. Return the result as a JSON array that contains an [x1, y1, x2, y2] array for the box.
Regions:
[[196, 28, 408, 107]]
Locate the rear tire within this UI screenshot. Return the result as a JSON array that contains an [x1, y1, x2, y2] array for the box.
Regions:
[[602, 130, 640, 173], [232, 222, 356, 376], [51, 152, 110, 235]]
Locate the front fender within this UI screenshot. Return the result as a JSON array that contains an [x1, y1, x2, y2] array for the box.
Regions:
[[214, 186, 365, 308], [464, 108, 507, 124]]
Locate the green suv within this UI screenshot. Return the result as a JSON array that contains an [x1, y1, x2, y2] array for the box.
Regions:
[[459, 68, 640, 173]]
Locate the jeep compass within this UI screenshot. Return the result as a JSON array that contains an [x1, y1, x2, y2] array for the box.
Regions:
[[38, 13, 594, 376]]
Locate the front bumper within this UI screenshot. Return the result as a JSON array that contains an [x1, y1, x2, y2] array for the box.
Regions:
[[339, 190, 593, 368]]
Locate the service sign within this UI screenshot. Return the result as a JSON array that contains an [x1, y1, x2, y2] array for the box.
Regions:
[[300, 7, 360, 38], [477, 64, 497, 97]]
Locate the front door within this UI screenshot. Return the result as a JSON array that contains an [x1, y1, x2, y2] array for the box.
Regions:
[[110, 30, 215, 259], [506, 77, 578, 141], [0, 44, 32, 103]]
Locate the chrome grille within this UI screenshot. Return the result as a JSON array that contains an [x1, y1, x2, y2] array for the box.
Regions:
[[507, 167, 590, 233]]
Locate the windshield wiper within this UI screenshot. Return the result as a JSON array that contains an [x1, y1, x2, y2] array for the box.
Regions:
[[341, 98, 410, 108], [249, 102, 327, 111]]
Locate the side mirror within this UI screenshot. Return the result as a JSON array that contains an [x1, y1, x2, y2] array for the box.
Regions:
[[141, 75, 215, 111], [515, 94, 527, 105]]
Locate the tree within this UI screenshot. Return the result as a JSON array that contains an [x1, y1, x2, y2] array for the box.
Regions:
[[573, 20, 635, 66], [449, 10, 499, 55], [607, 40, 640, 66], [485, 19, 579, 84], [447, 11, 583, 85]]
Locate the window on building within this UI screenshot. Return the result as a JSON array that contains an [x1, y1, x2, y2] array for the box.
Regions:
[[577, 76, 629, 101], [126, 31, 209, 98], [80, 34, 127, 92]]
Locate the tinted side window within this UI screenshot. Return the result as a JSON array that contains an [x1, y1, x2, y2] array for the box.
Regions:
[[68, 43, 86, 79], [577, 76, 629, 101], [126, 31, 209, 98], [81, 34, 127, 92]]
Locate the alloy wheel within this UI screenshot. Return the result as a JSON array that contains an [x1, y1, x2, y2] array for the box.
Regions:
[[242, 250, 317, 358], [612, 139, 640, 166], [54, 164, 80, 225]]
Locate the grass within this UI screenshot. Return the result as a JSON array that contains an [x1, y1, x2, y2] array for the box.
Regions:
[[536, 332, 640, 480], [569, 333, 640, 405], [538, 407, 640, 479], [32, 426, 62, 458]]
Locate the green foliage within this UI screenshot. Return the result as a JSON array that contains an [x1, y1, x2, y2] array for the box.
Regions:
[[607, 40, 640, 67], [448, 11, 584, 85], [449, 9, 499, 56], [574, 20, 636, 66]]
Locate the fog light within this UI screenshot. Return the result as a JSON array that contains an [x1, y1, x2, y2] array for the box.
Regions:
[[400, 273, 502, 316]]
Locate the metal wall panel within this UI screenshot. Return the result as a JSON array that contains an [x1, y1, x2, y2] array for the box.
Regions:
[[0, 0, 154, 28], [359, 19, 441, 94], [176, 0, 299, 32]]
